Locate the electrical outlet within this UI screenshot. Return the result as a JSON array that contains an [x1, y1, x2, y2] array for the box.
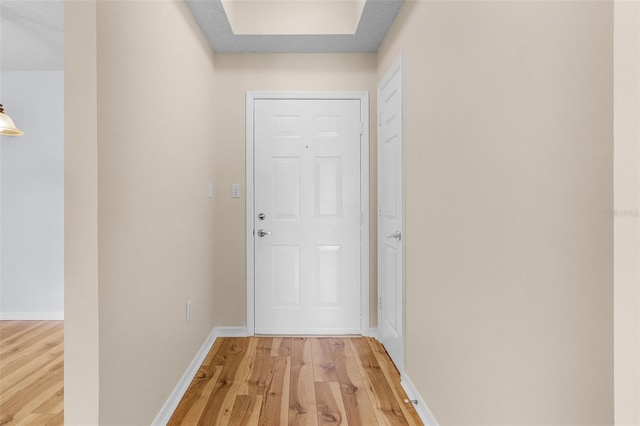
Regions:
[[186, 300, 192, 323]]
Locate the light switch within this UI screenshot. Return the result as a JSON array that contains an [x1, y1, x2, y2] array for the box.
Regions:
[[231, 184, 241, 198], [208, 181, 214, 199]]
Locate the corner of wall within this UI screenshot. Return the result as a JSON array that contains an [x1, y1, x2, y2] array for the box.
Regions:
[[613, 1, 640, 424], [64, 0, 100, 424]]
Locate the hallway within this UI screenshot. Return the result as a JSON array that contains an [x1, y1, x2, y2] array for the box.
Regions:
[[169, 337, 422, 425]]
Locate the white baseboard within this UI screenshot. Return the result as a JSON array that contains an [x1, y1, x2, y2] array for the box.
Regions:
[[366, 327, 378, 338], [0, 312, 64, 320], [401, 372, 439, 426], [152, 326, 248, 426], [213, 326, 248, 338]]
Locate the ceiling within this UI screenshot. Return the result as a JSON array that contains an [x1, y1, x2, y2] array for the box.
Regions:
[[0, 0, 64, 71], [187, 0, 404, 53], [221, 0, 367, 35], [0, 0, 402, 72]]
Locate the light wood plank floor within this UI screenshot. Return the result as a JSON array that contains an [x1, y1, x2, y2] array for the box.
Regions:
[[169, 337, 423, 425], [0, 320, 64, 426]]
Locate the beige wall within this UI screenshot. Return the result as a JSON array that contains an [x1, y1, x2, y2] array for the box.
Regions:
[[378, 1, 614, 424], [96, 1, 217, 423], [209, 53, 378, 327], [64, 1, 100, 424], [66, 1, 218, 424], [614, 1, 640, 424]]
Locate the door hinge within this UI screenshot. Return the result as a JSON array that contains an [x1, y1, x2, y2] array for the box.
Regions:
[[360, 211, 364, 225], [360, 122, 364, 135], [379, 296, 383, 310]]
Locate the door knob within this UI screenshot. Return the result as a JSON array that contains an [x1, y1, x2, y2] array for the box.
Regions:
[[386, 231, 401, 241], [257, 229, 271, 238]]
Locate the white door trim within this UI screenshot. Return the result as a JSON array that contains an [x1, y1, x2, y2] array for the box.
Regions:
[[246, 91, 370, 336]]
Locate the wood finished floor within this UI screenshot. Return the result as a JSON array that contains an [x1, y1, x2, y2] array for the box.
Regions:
[[169, 337, 422, 426], [0, 321, 64, 426]]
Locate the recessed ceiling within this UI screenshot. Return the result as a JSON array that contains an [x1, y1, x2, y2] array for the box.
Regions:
[[222, 0, 367, 35], [186, 0, 404, 53]]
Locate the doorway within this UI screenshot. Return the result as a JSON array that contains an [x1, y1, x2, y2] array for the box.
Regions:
[[246, 92, 369, 335]]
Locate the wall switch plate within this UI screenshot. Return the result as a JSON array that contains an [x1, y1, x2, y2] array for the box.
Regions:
[[186, 300, 192, 323], [208, 182, 214, 199], [231, 183, 241, 198]]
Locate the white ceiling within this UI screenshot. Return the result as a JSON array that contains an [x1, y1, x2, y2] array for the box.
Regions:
[[0, 0, 402, 72], [0, 0, 64, 71]]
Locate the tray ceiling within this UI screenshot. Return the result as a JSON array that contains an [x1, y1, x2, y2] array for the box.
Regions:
[[186, 0, 404, 53]]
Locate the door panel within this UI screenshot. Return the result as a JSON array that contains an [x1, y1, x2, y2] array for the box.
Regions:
[[273, 157, 301, 219], [315, 245, 342, 306], [383, 244, 398, 330], [273, 245, 301, 307], [378, 57, 405, 372], [254, 99, 361, 334], [314, 157, 342, 217]]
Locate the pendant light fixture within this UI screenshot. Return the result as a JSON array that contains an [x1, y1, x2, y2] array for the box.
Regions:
[[0, 104, 24, 136]]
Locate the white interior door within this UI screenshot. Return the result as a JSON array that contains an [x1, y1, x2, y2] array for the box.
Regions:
[[253, 99, 362, 334], [378, 56, 405, 372]]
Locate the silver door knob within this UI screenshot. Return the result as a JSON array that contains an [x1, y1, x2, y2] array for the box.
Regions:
[[257, 229, 271, 238], [386, 231, 401, 241]]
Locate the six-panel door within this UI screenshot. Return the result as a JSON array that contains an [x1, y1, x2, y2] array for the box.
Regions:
[[254, 99, 362, 334]]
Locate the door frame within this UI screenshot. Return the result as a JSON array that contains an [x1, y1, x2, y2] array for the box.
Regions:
[[245, 91, 370, 336]]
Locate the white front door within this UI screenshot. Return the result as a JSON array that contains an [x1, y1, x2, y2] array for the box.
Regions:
[[253, 98, 362, 334], [378, 56, 405, 372]]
